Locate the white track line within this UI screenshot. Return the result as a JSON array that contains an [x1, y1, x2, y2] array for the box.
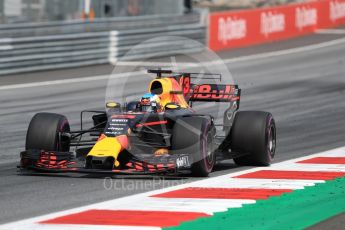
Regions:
[[0, 71, 143, 91], [1, 36, 345, 91], [273, 163, 345, 172], [1, 146, 345, 230], [316, 29, 345, 34], [102, 197, 255, 214], [21, 225, 159, 230], [191, 178, 321, 189], [115, 36, 345, 67]]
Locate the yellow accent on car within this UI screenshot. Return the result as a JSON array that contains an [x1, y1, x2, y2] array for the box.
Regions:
[[165, 104, 180, 109], [87, 136, 121, 167], [106, 102, 119, 108], [154, 148, 169, 156]]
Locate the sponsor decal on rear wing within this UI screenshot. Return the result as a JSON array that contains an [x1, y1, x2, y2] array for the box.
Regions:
[[190, 84, 241, 102]]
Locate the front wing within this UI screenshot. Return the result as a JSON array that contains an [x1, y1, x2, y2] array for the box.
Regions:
[[18, 150, 192, 175]]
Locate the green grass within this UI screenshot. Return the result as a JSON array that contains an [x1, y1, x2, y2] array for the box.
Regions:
[[165, 177, 345, 230]]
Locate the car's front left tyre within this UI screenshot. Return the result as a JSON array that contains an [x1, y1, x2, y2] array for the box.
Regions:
[[172, 116, 216, 177]]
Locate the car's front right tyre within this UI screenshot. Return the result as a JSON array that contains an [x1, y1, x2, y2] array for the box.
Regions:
[[26, 112, 70, 152]]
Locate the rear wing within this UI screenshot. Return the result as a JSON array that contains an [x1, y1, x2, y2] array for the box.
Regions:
[[147, 69, 241, 103], [190, 84, 241, 103]]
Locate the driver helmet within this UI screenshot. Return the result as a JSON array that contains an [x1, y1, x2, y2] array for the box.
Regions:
[[140, 93, 161, 112]]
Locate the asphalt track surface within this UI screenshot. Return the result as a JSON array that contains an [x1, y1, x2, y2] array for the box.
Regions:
[[0, 30, 345, 227]]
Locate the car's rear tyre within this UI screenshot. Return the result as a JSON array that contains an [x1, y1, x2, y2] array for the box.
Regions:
[[172, 116, 215, 177], [26, 113, 70, 151], [231, 111, 276, 166]]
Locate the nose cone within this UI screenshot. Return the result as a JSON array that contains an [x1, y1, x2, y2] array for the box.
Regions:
[[87, 135, 129, 167]]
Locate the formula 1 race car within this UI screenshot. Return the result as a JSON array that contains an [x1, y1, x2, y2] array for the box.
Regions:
[[19, 69, 276, 177]]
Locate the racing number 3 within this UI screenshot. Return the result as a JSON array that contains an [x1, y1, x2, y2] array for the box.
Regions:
[[180, 76, 190, 97]]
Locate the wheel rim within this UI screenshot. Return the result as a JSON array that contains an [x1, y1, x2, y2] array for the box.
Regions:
[[58, 119, 70, 151], [204, 132, 215, 170], [267, 119, 276, 160]]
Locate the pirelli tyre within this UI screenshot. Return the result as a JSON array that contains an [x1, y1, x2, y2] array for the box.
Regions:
[[231, 111, 276, 166], [26, 113, 70, 152], [172, 116, 216, 177]]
